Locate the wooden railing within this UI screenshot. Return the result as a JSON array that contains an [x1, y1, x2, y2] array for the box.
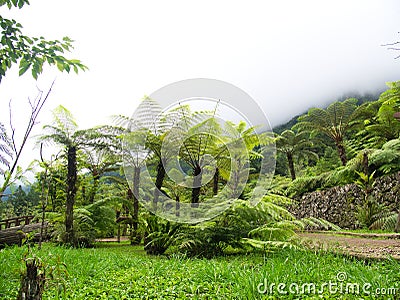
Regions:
[[0, 215, 35, 230]]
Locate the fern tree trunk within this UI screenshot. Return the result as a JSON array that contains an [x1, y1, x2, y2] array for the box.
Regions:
[[286, 152, 296, 180], [129, 166, 140, 245], [335, 140, 347, 166], [191, 164, 202, 205], [213, 167, 219, 195], [89, 170, 100, 204], [175, 195, 180, 217], [49, 178, 56, 212], [65, 146, 77, 246], [153, 159, 166, 211]]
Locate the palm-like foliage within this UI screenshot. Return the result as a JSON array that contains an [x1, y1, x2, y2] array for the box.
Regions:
[[161, 106, 221, 204], [38, 105, 112, 246], [353, 99, 400, 148], [120, 97, 165, 242], [275, 129, 317, 180], [380, 81, 400, 108], [369, 139, 400, 175], [364, 103, 400, 147], [200, 120, 267, 197], [82, 147, 120, 203], [294, 98, 358, 165]]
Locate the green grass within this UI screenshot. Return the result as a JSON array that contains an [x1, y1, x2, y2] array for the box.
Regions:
[[0, 243, 399, 299]]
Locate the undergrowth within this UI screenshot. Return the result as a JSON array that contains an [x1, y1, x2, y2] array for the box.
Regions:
[[0, 242, 398, 299]]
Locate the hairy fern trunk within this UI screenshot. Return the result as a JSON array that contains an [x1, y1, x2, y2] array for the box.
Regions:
[[128, 166, 141, 245], [191, 164, 202, 205], [89, 171, 100, 204], [286, 152, 296, 180], [65, 146, 77, 246], [213, 167, 219, 195], [154, 159, 166, 211], [335, 141, 347, 166]]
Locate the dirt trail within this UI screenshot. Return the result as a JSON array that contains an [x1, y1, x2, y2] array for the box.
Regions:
[[299, 232, 400, 260]]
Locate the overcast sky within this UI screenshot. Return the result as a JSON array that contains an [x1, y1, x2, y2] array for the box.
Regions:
[[1, 0, 400, 170]]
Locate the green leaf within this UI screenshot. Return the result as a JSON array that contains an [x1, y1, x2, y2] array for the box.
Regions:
[[18, 59, 31, 76], [57, 61, 64, 72], [64, 63, 70, 73]]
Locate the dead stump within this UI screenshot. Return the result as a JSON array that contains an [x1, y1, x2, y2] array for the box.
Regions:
[[17, 257, 45, 300]]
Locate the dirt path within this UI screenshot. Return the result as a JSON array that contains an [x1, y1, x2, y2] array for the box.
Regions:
[[299, 232, 400, 260]]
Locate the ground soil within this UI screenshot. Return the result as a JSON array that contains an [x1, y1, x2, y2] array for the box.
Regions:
[[299, 232, 400, 260]]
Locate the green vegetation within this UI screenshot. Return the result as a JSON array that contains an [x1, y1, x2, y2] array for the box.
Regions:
[[1, 2, 399, 297], [1, 243, 399, 299]]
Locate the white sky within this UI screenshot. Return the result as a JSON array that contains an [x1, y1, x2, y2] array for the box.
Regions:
[[1, 0, 400, 173]]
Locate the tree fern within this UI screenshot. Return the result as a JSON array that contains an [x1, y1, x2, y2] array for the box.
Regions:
[[275, 129, 318, 180], [294, 98, 359, 166]]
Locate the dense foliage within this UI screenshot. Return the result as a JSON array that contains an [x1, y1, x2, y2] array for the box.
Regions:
[[1, 80, 399, 251]]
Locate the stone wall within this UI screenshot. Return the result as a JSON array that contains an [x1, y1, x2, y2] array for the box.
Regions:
[[290, 172, 400, 229]]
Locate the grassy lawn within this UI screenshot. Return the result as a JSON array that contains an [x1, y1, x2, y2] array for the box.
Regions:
[[0, 242, 399, 299]]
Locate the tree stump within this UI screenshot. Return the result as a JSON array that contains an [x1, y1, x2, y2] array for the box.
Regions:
[[17, 258, 45, 300]]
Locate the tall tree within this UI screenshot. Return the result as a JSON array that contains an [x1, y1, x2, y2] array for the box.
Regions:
[[294, 98, 359, 166], [275, 129, 317, 180], [119, 97, 164, 243], [212, 121, 269, 194], [364, 102, 400, 147], [38, 106, 109, 245], [163, 111, 221, 204], [83, 147, 119, 204]]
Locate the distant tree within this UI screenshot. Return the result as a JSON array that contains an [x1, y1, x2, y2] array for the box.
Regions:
[[380, 80, 400, 118], [213, 121, 269, 194], [8, 185, 27, 215], [364, 102, 400, 147], [83, 148, 119, 204], [164, 112, 221, 204], [117, 97, 164, 243], [275, 130, 317, 180], [351, 82, 400, 148], [294, 98, 359, 166], [0, 197, 14, 219]]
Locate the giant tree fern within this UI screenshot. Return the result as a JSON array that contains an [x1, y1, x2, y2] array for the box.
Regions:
[[275, 129, 318, 180], [294, 98, 359, 166]]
